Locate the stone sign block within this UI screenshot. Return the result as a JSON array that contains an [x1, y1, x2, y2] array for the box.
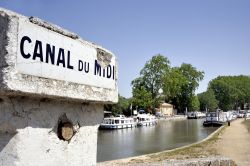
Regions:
[[0, 7, 118, 166], [0, 7, 118, 103]]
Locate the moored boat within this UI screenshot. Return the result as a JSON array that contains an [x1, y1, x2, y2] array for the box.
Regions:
[[187, 111, 206, 119], [196, 111, 206, 118], [99, 115, 136, 129], [137, 114, 157, 126], [187, 112, 196, 119], [203, 110, 228, 127]]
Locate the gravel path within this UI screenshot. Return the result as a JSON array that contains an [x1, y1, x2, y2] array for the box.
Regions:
[[214, 119, 250, 166]]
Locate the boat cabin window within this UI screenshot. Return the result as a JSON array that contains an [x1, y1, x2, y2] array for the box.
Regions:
[[121, 120, 124, 124], [207, 113, 217, 117], [239, 110, 245, 114], [211, 113, 217, 117], [115, 120, 119, 124]]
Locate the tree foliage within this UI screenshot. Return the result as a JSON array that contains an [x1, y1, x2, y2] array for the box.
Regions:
[[131, 55, 204, 113], [169, 64, 204, 112], [131, 86, 153, 110], [139, 55, 170, 99], [208, 75, 250, 110], [131, 54, 171, 111], [198, 89, 218, 111], [191, 95, 200, 111], [104, 95, 131, 116], [163, 67, 187, 100]]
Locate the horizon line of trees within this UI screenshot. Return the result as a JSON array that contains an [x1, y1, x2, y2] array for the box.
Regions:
[[199, 75, 250, 111], [105, 55, 250, 116]]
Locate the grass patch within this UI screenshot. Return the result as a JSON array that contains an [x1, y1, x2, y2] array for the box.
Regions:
[[128, 126, 226, 164], [242, 119, 250, 132]]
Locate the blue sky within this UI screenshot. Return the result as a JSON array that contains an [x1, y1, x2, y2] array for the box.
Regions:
[[1, 0, 250, 98]]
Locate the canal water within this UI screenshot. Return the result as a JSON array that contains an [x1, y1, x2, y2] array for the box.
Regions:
[[97, 119, 218, 162]]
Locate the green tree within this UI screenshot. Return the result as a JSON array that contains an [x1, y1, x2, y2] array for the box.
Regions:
[[208, 75, 250, 110], [198, 89, 218, 111], [163, 67, 187, 101], [104, 95, 130, 116], [131, 54, 171, 110], [190, 95, 200, 111], [140, 54, 170, 97], [131, 56, 204, 113], [174, 63, 204, 112], [131, 86, 153, 110]]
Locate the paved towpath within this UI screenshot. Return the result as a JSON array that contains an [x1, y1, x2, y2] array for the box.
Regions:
[[214, 119, 250, 166]]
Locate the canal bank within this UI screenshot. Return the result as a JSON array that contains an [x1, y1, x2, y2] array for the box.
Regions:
[[97, 119, 218, 162], [98, 119, 250, 166], [97, 123, 226, 165]]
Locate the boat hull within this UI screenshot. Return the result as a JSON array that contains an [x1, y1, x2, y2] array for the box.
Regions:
[[136, 114, 157, 127], [187, 116, 197, 119], [137, 121, 156, 127], [203, 121, 224, 127], [99, 124, 136, 130]]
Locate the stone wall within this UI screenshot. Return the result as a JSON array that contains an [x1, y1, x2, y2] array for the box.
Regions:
[[0, 96, 103, 166]]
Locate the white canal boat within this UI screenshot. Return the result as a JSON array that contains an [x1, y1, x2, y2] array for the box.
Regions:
[[187, 111, 206, 119], [203, 110, 232, 127], [137, 114, 157, 126], [99, 115, 136, 129]]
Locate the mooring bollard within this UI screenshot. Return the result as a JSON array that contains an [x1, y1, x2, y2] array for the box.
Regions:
[[0, 8, 118, 166]]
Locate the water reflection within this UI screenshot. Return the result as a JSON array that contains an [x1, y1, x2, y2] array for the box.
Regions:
[[97, 119, 217, 162]]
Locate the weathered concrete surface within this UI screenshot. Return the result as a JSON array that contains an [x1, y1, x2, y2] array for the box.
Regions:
[[0, 7, 118, 103], [0, 7, 118, 166], [0, 96, 103, 166], [98, 156, 236, 166]]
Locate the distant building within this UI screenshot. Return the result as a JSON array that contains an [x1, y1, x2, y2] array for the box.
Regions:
[[158, 103, 175, 116]]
